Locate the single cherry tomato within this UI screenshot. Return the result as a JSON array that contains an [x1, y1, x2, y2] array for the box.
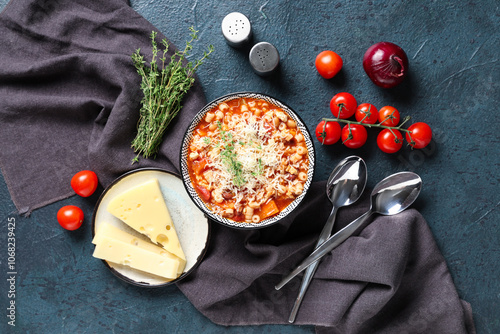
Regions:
[[355, 103, 379, 124], [71, 170, 98, 197], [378, 106, 400, 126], [315, 120, 341, 145], [330, 92, 357, 119], [377, 129, 404, 153], [57, 205, 84, 231], [341, 124, 367, 149], [406, 122, 432, 149], [315, 50, 343, 79]]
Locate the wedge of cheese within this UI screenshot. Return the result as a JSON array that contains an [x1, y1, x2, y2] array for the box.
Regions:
[[92, 222, 186, 276], [106, 178, 185, 260], [93, 237, 179, 280]]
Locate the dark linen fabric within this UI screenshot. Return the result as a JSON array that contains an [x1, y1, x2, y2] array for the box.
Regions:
[[177, 185, 476, 334], [0, 1, 475, 333], [0, 0, 206, 214]]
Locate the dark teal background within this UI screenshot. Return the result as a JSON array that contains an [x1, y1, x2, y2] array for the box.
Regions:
[[1, 0, 498, 333]]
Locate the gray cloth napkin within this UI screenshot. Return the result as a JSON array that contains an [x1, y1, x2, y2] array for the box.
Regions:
[[0, 0, 475, 333], [0, 0, 205, 215], [177, 184, 476, 334]]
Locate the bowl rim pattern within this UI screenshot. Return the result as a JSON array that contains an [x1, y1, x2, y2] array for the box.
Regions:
[[180, 92, 316, 230]]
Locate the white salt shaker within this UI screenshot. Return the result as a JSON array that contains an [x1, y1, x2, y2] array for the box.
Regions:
[[221, 12, 252, 47]]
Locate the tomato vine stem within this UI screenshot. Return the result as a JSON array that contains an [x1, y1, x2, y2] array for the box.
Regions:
[[322, 115, 412, 132], [322, 115, 415, 145]]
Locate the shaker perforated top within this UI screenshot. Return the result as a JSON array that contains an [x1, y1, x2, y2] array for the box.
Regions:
[[249, 42, 280, 76], [221, 12, 252, 47]]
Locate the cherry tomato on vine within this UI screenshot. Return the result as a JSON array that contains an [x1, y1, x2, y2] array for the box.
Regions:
[[406, 122, 432, 149], [377, 129, 404, 153], [355, 103, 379, 124], [315, 120, 341, 145], [330, 92, 357, 119], [378, 106, 400, 126], [341, 124, 367, 149], [315, 50, 343, 79], [57, 205, 84, 231], [71, 170, 98, 197]]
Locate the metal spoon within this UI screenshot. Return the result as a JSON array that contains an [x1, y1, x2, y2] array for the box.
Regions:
[[288, 156, 367, 323], [276, 171, 422, 290]]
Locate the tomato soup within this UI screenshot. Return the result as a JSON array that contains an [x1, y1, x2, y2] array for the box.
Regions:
[[187, 97, 309, 223]]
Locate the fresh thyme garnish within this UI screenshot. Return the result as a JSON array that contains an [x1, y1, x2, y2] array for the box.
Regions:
[[131, 28, 214, 163], [216, 122, 267, 186], [218, 124, 245, 187], [220, 143, 245, 187], [252, 158, 263, 177]]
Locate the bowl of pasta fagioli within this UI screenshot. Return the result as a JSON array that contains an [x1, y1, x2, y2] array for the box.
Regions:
[[180, 92, 315, 229]]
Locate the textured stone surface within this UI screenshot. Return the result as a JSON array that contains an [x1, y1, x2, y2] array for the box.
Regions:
[[0, 0, 498, 333]]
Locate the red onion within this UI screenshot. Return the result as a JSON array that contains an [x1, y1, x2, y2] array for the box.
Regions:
[[363, 42, 409, 88]]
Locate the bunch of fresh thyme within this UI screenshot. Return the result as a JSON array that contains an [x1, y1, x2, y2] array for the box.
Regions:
[[131, 28, 214, 163]]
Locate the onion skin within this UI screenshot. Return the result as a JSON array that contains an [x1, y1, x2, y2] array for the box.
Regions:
[[363, 42, 409, 88]]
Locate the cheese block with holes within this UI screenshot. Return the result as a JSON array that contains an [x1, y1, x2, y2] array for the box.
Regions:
[[92, 222, 186, 275], [106, 178, 186, 260], [92, 235, 181, 280]]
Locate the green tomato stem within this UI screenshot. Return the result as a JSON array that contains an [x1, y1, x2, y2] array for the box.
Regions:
[[322, 116, 412, 133], [323, 115, 418, 146]]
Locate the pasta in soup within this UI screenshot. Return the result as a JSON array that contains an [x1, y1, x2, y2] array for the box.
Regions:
[[187, 97, 309, 223]]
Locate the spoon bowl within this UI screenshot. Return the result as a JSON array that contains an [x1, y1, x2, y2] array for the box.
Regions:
[[327, 156, 367, 208], [372, 172, 422, 215]]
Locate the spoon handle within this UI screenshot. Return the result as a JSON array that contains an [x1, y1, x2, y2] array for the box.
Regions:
[[288, 205, 339, 323], [276, 210, 373, 290]]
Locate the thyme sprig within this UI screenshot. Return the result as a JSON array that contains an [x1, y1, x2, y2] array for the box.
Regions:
[[131, 28, 214, 163]]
